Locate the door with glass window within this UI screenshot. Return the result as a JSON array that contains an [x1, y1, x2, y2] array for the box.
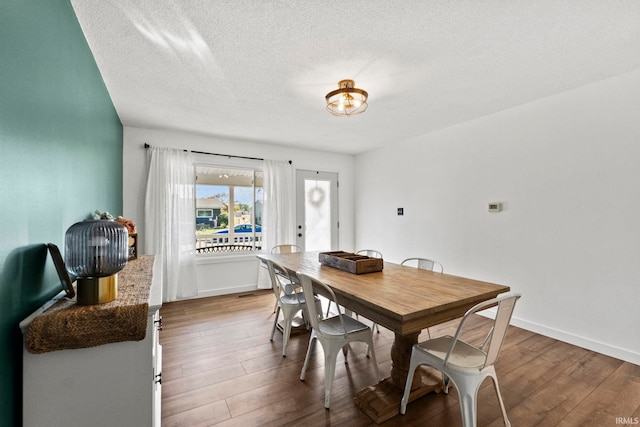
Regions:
[[295, 170, 338, 251]]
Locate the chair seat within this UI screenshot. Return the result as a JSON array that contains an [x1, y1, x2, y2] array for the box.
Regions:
[[318, 314, 370, 336], [280, 293, 306, 306], [280, 293, 320, 305], [416, 336, 487, 370]]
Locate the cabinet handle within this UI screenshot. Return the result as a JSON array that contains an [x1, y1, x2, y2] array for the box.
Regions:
[[154, 372, 162, 385], [154, 316, 163, 331]]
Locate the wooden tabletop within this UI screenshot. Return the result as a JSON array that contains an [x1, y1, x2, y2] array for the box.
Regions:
[[257, 251, 510, 335]]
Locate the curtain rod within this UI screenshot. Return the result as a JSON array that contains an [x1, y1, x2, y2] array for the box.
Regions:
[[144, 143, 291, 164]]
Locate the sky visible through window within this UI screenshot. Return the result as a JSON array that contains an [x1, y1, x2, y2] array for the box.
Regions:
[[196, 185, 262, 204]]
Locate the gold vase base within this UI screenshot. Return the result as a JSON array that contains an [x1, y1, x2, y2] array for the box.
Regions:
[[77, 275, 118, 305]]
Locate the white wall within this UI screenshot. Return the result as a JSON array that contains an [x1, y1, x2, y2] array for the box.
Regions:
[[354, 69, 640, 364], [122, 127, 355, 297]]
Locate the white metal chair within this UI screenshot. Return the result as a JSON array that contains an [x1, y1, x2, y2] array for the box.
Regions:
[[298, 272, 381, 409], [401, 257, 444, 273], [356, 249, 383, 259], [271, 244, 303, 254], [401, 257, 444, 339], [400, 293, 521, 427], [268, 244, 303, 312], [267, 259, 318, 357], [354, 249, 384, 335]]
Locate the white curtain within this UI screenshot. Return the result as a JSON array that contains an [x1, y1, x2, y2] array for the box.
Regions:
[[145, 147, 198, 302], [259, 159, 296, 289]]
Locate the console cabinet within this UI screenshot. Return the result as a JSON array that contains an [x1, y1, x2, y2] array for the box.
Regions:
[[20, 257, 162, 427]]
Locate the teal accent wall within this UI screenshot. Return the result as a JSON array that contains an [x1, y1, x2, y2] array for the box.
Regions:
[[0, 2, 122, 426]]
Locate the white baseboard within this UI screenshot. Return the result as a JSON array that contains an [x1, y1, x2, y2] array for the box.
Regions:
[[479, 308, 640, 365]]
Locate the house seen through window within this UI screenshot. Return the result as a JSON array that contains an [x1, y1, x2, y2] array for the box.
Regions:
[[195, 165, 263, 254]]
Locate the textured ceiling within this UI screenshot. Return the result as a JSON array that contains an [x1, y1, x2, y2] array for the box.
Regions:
[[71, 1, 640, 155]]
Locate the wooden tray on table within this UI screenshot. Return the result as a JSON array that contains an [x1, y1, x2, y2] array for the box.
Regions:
[[319, 251, 383, 274]]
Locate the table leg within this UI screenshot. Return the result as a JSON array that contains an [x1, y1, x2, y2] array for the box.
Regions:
[[354, 331, 442, 424]]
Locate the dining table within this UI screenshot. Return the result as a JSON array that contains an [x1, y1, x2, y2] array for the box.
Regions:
[[257, 251, 510, 424]]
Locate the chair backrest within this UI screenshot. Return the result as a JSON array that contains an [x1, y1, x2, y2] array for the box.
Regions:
[[297, 272, 349, 337], [266, 259, 302, 302], [356, 249, 383, 259], [401, 257, 443, 273], [445, 293, 521, 368], [271, 244, 303, 254]]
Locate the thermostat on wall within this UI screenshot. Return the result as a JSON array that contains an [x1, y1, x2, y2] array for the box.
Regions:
[[488, 202, 503, 212]]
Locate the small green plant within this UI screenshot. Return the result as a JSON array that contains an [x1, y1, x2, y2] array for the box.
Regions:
[[218, 212, 228, 228]]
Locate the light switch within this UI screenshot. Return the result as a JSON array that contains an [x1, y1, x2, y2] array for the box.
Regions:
[[488, 202, 503, 212]]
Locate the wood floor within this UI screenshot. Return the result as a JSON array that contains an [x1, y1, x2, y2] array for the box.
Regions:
[[160, 290, 640, 427]]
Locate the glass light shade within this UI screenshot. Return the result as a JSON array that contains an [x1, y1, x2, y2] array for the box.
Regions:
[[65, 220, 128, 278], [325, 79, 368, 116]]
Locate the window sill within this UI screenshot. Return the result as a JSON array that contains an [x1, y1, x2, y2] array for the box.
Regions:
[[195, 250, 266, 265]]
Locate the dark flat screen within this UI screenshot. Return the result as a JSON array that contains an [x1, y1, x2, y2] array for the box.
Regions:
[[47, 243, 75, 299]]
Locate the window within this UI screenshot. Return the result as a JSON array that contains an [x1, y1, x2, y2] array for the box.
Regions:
[[196, 209, 214, 218], [195, 165, 263, 254]]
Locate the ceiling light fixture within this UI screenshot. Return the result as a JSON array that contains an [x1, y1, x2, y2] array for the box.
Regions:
[[325, 79, 368, 116]]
